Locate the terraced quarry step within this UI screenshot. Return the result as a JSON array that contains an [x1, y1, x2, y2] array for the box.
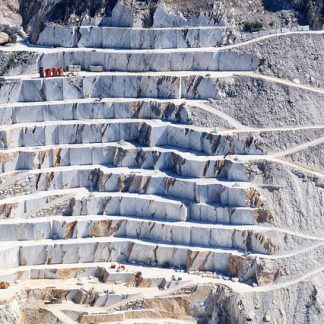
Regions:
[[36, 25, 231, 49], [0, 99, 192, 125], [0, 119, 263, 156], [0, 187, 263, 225], [0, 46, 260, 77], [0, 236, 258, 272], [1, 235, 323, 284], [0, 190, 187, 220], [0, 165, 255, 205], [0, 262, 165, 284], [0, 71, 253, 103], [38, 49, 259, 72], [0, 142, 247, 180], [0, 215, 318, 255]]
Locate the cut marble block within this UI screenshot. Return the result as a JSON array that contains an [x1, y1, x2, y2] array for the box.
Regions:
[[37, 25, 77, 47], [0, 246, 20, 269], [0, 219, 52, 241], [190, 203, 258, 225]]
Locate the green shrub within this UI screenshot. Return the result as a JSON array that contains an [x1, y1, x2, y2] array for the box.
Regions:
[[244, 20, 264, 32]]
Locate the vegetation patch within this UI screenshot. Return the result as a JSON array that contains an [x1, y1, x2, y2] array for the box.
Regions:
[[0, 52, 31, 76], [243, 20, 263, 32]]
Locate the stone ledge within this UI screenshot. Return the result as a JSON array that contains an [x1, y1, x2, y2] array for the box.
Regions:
[[1, 214, 309, 255], [0, 165, 253, 206], [0, 120, 263, 156], [0, 189, 265, 228], [0, 100, 192, 126], [0, 236, 258, 281], [0, 143, 247, 180], [36, 25, 229, 49], [0, 73, 245, 103], [39, 50, 259, 72], [0, 190, 188, 222]]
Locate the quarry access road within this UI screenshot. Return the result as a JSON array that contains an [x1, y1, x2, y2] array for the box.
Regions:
[[41, 303, 78, 324], [189, 101, 247, 129], [234, 154, 324, 178], [249, 72, 324, 94], [272, 157, 324, 178], [223, 30, 324, 51], [250, 265, 324, 293], [231, 125, 324, 134], [3, 261, 324, 304], [190, 102, 324, 131], [271, 136, 324, 157]]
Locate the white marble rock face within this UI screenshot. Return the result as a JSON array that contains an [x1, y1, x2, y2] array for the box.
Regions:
[[0, 144, 248, 182], [0, 238, 260, 278], [1, 215, 309, 256], [1, 72, 273, 103], [1, 237, 322, 283], [0, 166, 253, 206], [0, 120, 263, 157], [0, 76, 183, 103], [38, 50, 259, 73], [0, 19, 303, 288], [36, 25, 233, 49]]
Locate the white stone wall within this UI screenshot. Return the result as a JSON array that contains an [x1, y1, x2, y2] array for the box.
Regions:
[[0, 215, 305, 254], [38, 50, 259, 72], [0, 120, 263, 157], [0, 100, 192, 126], [37, 25, 229, 49]]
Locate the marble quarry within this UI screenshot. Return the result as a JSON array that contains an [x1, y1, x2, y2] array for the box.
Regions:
[[1, 18, 324, 324]]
